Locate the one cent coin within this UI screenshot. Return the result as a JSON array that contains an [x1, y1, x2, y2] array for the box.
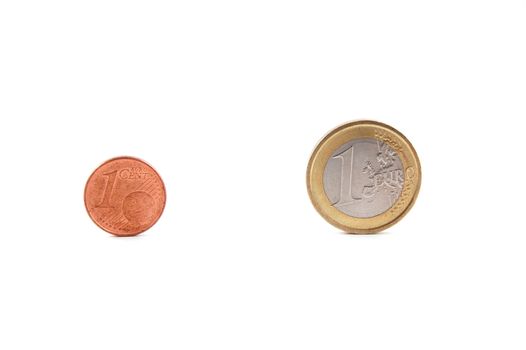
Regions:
[[84, 157, 166, 236], [307, 121, 421, 234]]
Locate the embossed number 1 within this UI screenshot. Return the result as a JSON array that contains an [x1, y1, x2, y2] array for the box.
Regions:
[[333, 146, 361, 206], [97, 170, 118, 208]]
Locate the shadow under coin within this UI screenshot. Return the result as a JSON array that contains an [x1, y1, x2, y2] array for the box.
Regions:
[[337, 230, 393, 236]]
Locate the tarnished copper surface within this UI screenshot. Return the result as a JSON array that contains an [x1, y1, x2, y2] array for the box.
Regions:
[[84, 157, 166, 236]]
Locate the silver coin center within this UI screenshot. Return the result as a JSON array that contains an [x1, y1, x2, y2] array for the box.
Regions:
[[323, 138, 404, 218]]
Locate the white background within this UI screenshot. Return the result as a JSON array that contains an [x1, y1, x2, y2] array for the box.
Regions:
[[1, 1, 525, 349]]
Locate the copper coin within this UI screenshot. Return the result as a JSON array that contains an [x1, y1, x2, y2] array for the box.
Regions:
[[84, 156, 166, 236]]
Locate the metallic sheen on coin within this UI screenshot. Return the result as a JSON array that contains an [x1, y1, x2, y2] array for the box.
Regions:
[[84, 157, 166, 236], [307, 121, 421, 234]]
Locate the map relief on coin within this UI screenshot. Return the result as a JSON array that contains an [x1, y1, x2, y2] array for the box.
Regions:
[[323, 138, 405, 218], [85, 158, 166, 236]]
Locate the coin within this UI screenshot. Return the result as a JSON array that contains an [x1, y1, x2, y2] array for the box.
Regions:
[[307, 121, 421, 234], [84, 156, 166, 236]]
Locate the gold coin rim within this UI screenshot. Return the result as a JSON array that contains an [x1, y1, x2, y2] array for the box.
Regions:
[[306, 120, 421, 234]]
